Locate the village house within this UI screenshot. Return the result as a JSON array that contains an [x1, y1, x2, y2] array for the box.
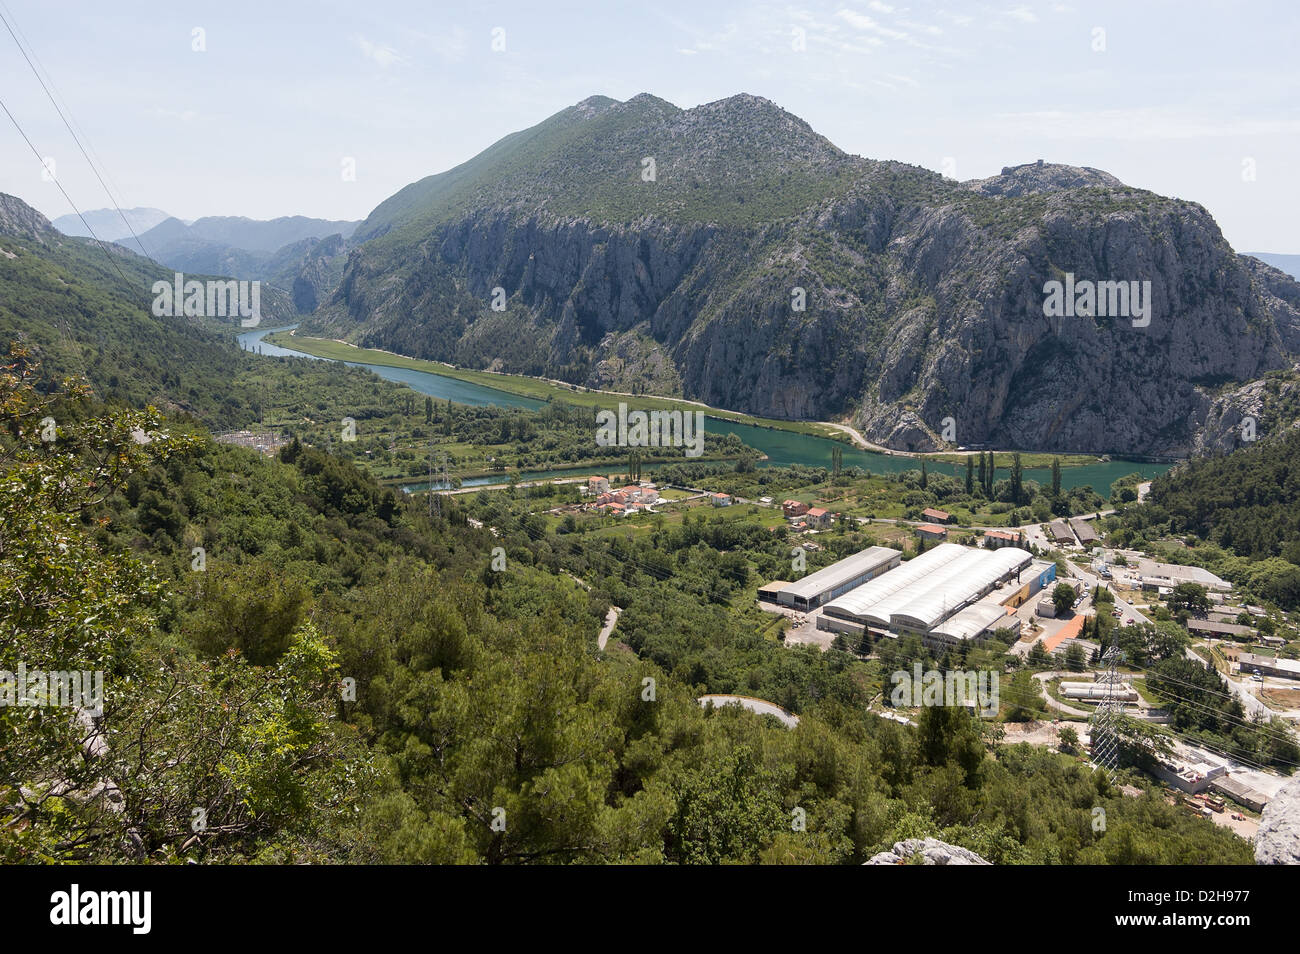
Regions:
[[805, 506, 832, 528]]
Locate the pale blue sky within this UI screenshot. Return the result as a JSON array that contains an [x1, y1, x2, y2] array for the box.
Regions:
[[2, 0, 1296, 251]]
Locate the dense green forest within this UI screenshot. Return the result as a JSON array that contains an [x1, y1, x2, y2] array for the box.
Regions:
[[0, 219, 294, 422], [0, 348, 1255, 864], [1107, 427, 1300, 609]]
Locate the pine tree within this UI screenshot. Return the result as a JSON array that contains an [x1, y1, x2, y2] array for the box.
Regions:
[[965, 455, 974, 495]]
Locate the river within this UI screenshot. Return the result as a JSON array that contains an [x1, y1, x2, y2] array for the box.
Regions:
[[238, 325, 1171, 492]]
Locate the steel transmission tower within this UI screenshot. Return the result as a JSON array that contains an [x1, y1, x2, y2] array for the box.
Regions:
[[1091, 641, 1125, 778]]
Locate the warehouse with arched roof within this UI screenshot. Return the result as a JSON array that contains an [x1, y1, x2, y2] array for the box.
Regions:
[[819, 544, 1034, 643]]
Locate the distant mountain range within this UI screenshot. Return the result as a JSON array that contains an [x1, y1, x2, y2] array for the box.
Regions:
[[136, 214, 359, 254], [296, 92, 1300, 457], [1246, 253, 1300, 282], [49, 209, 360, 314], [0, 193, 294, 419], [51, 206, 172, 242], [123, 216, 360, 313]]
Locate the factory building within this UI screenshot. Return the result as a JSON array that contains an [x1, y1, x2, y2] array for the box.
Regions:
[[818, 543, 1033, 646], [1069, 517, 1099, 548], [1237, 652, 1300, 681], [770, 546, 902, 611]]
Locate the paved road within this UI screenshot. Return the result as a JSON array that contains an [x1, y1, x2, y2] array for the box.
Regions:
[[1031, 671, 1092, 717], [698, 694, 800, 728], [1193, 641, 1273, 719]]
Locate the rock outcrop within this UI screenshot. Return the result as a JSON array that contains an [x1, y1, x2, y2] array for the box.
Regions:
[[1255, 775, 1300, 864], [866, 838, 991, 865]]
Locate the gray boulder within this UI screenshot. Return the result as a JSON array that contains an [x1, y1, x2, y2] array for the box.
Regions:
[[866, 837, 990, 865]]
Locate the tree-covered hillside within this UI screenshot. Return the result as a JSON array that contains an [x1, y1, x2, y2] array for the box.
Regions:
[[1109, 427, 1300, 608], [0, 351, 1254, 864]]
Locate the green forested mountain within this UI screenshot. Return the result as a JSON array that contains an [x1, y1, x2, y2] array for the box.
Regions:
[[0, 193, 294, 420], [304, 93, 1300, 457]]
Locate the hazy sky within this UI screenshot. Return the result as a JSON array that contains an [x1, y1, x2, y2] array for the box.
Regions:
[[2, 0, 1297, 251]]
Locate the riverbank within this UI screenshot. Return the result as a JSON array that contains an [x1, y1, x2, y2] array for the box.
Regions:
[[243, 327, 1174, 490], [266, 330, 852, 444]]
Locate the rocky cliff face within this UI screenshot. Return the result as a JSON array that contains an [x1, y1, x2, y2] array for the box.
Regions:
[[1255, 775, 1300, 864], [306, 94, 1300, 456], [0, 193, 55, 241]]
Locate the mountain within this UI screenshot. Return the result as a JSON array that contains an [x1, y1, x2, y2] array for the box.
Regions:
[[0, 193, 293, 420], [126, 214, 359, 312], [138, 214, 358, 254], [1245, 252, 1300, 282], [301, 93, 1300, 457], [51, 206, 171, 242]]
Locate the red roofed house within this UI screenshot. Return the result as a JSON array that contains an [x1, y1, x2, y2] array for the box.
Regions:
[[983, 529, 1023, 549], [805, 507, 832, 528], [587, 476, 610, 495], [916, 523, 948, 541], [921, 507, 951, 524], [782, 500, 809, 518]]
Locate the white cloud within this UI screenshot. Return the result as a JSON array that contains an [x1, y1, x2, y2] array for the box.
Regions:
[[868, 0, 895, 11], [355, 35, 405, 69], [1005, 6, 1039, 23], [836, 8, 909, 41]]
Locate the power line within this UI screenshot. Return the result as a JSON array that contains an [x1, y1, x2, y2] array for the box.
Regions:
[[0, 95, 135, 293], [0, 4, 153, 262]]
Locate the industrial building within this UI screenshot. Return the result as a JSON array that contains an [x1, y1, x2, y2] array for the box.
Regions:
[[771, 546, 902, 611], [817, 543, 1034, 646], [930, 602, 1020, 645], [1048, 520, 1074, 545], [1237, 652, 1300, 681], [1069, 517, 1099, 547], [1187, 618, 1254, 639]]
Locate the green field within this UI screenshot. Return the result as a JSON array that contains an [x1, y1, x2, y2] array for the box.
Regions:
[[265, 331, 854, 441]]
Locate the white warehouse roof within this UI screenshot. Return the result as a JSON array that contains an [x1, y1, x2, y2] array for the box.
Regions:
[[887, 547, 1032, 631], [929, 602, 1013, 642], [822, 544, 967, 619], [824, 544, 1032, 632], [781, 546, 900, 602]]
